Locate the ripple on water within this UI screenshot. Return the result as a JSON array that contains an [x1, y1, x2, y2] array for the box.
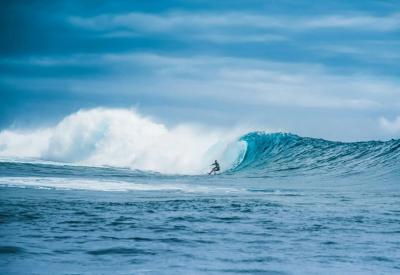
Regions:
[[0, 246, 25, 254], [87, 247, 156, 256]]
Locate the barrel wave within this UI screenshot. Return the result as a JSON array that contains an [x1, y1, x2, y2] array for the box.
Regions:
[[0, 108, 399, 182], [1, 131, 399, 183], [232, 132, 400, 179]]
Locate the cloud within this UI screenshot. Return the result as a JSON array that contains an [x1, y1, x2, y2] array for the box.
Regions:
[[192, 33, 287, 43], [68, 12, 278, 32], [303, 13, 400, 31], [308, 41, 400, 64], [2, 52, 399, 111], [380, 116, 400, 133], [68, 12, 400, 36], [68, 12, 289, 44]]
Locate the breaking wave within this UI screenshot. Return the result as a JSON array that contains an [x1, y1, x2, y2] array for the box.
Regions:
[[231, 132, 400, 178], [0, 108, 246, 174], [0, 108, 399, 178]]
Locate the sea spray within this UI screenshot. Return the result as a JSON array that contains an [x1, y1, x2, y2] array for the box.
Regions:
[[0, 108, 247, 174]]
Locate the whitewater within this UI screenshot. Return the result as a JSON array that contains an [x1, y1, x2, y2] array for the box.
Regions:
[[1, 108, 399, 274], [0, 108, 248, 175]]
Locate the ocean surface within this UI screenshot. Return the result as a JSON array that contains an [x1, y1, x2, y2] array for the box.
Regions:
[[1, 132, 400, 274]]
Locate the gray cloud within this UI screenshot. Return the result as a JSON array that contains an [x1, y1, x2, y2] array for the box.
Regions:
[[3, 53, 399, 111], [69, 12, 400, 34], [380, 116, 400, 133]]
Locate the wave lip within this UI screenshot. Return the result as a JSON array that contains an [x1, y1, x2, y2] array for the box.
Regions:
[[232, 132, 400, 178]]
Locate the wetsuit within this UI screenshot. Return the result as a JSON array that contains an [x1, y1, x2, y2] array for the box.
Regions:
[[209, 161, 220, 175]]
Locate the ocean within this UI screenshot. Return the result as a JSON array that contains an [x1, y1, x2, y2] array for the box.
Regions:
[[1, 132, 400, 274]]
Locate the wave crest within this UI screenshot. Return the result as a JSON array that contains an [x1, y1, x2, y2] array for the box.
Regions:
[[0, 108, 244, 174], [233, 132, 400, 178]]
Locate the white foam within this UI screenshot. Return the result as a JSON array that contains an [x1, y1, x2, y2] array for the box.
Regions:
[[0, 177, 242, 193], [0, 108, 247, 174]]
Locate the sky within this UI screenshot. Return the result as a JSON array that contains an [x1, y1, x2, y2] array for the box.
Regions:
[[1, 0, 400, 141]]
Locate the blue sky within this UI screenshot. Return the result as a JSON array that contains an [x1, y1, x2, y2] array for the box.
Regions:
[[1, 0, 400, 140]]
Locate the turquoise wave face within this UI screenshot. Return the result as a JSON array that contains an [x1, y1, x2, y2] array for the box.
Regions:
[[232, 132, 400, 179]]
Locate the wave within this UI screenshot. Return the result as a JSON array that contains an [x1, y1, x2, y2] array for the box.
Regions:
[[232, 132, 400, 178], [0, 108, 399, 178], [0, 108, 246, 174]]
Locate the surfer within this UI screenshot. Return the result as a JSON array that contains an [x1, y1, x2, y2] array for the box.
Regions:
[[209, 160, 220, 175]]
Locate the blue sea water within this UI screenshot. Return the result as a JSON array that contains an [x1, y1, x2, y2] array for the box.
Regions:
[[1, 133, 400, 274]]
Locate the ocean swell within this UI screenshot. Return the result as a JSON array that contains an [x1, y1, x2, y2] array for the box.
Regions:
[[232, 132, 400, 178]]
